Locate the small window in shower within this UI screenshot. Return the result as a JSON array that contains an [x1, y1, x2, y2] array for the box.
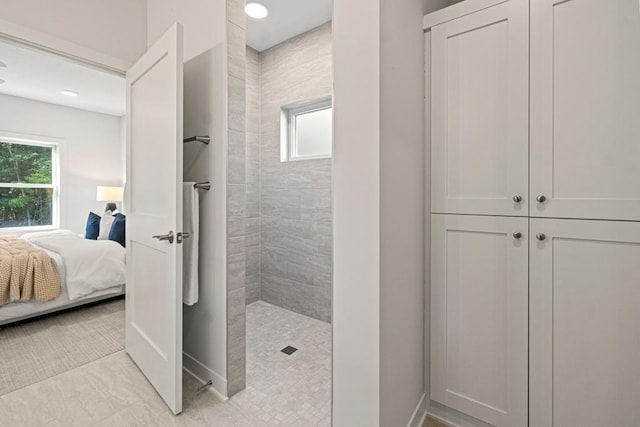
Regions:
[[281, 96, 332, 161]]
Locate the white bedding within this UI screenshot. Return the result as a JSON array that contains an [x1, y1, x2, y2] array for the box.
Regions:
[[0, 280, 123, 325], [21, 229, 126, 300]]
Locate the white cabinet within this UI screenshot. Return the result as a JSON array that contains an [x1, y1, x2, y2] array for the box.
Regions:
[[530, 0, 640, 221], [530, 218, 640, 427], [430, 0, 529, 217], [427, 0, 640, 425], [431, 214, 528, 427]]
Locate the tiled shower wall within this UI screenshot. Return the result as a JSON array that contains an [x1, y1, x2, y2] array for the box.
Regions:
[[244, 22, 333, 323], [245, 47, 261, 304], [227, 0, 247, 397]]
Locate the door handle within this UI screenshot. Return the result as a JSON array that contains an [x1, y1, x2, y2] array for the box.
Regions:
[[152, 230, 174, 244]]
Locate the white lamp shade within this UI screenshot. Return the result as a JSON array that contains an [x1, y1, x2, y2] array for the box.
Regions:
[[96, 186, 124, 202]]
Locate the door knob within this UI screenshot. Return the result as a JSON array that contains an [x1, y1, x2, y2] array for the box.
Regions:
[[536, 194, 547, 203], [536, 233, 546, 241], [152, 230, 174, 244], [512, 195, 523, 203], [513, 232, 522, 239]]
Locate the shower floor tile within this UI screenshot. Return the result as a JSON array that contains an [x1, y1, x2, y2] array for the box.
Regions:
[[229, 300, 332, 426]]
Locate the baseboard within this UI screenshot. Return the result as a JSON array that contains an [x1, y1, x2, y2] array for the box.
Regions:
[[183, 352, 228, 401], [408, 394, 427, 427]]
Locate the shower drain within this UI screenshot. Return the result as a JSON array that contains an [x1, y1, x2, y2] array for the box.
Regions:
[[281, 345, 298, 355]]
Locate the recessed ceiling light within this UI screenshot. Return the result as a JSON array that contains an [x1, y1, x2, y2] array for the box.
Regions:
[[60, 89, 79, 97], [245, 2, 268, 19]]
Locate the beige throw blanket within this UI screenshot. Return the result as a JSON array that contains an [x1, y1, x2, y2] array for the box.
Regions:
[[0, 236, 61, 304]]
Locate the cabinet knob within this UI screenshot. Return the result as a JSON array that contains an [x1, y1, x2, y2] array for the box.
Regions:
[[513, 232, 522, 239], [536, 233, 546, 241], [536, 194, 547, 203], [512, 195, 523, 203]]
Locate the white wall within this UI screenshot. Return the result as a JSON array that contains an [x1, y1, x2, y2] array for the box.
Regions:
[[334, 0, 449, 425], [147, 0, 226, 62], [0, 93, 123, 233], [146, 0, 229, 398], [182, 45, 229, 398], [0, 0, 147, 71], [379, 0, 436, 424], [332, 0, 381, 424]]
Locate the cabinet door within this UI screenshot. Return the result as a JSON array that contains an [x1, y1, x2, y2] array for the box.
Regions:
[[431, 0, 528, 217], [530, 0, 640, 220], [530, 218, 640, 427], [431, 214, 528, 426]]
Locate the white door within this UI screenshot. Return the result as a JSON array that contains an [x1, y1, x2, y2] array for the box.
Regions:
[[431, 0, 529, 217], [431, 214, 528, 427], [530, 0, 640, 221], [530, 218, 640, 426], [125, 23, 184, 415]]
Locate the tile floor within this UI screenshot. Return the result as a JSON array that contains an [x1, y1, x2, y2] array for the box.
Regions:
[[0, 300, 332, 426], [238, 301, 332, 425]]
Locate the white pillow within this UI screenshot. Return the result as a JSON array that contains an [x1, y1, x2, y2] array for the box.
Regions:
[[98, 212, 115, 240]]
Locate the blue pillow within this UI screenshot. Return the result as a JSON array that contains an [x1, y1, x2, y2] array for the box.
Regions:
[[85, 212, 101, 240], [109, 213, 126, 247]]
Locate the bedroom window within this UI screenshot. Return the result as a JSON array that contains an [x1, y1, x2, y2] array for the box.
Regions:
[[281, 96, 333, 161], [0, 140, 59, 229]]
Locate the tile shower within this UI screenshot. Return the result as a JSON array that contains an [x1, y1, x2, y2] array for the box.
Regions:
[[245, 22, 333, 323]]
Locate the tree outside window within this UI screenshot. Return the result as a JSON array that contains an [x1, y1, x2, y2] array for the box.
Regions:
[[0, 141, 57, 229]]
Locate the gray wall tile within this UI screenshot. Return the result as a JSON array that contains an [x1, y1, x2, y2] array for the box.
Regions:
[[228, 216, 245, 238], [228, 22, 246, 79], [245, 285, 260, 305], [227, 287, 246, 394], [228, 251, 246, 291], [261, 246, 288, 278], [242, 23, 333, 320], [261, 274, 331, 323], [228, 129, 246, 184], [228, 75, 246, 132], [245, 42, 261, 309], [246, 217, 260, 247], [228, 236, 245, 256], [256, 23, 333, 322], [227, 184, 246, 217], [246, 184, 260, 218], [227, 0, 248, 397], [227, 0, 245, 30]]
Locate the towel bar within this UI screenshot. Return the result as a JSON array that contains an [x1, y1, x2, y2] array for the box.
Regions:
[[194, 181, 211, 191], [183, 136, 210, 144]]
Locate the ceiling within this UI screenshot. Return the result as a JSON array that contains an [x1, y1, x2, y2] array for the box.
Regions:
[[0, 38, 125, 116], [246, 0, 333, 52]]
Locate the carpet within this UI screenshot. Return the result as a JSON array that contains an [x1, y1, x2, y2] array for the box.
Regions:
[[0, 297, 124, 396]]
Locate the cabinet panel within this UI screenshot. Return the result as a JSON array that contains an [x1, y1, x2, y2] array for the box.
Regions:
[[530, 218, 640, 426], [530, 0, 640, 220], [431, 214, 527, 426], [431, 0, 528, 217]]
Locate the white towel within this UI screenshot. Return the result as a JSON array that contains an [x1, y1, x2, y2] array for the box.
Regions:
[[183, 182, 199, 305]]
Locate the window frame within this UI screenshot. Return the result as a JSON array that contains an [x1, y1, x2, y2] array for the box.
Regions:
[[0, 138, 60, 232], [281, 96, 333, 162]]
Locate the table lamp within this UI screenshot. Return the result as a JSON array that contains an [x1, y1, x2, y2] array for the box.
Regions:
[[96, 186, 124, 212]]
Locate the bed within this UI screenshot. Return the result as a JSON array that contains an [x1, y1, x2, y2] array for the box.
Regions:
[[0, 229, 125, 326]]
